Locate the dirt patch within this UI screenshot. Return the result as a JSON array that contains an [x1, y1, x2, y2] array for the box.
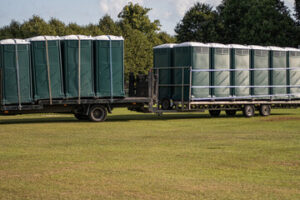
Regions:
[[262, 116, 300, 122]]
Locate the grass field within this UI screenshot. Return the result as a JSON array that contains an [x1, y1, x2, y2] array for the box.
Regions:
[[0, 108, 299, 200]]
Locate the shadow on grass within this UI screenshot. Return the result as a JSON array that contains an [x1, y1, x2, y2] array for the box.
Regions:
[[0, 112, 293, 124]]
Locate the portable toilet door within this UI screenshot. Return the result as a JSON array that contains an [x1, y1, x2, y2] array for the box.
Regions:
[[173, 42, 192, 101], [153, 43, 175, 108], [28, 36, 64, 102], [230, 44, 251, 98], [209, 43, 231, 98], [285, 47, 300, 99], [268, 46, 288, 99], [249, 45, 270, 99], [0, 39, 32, 107], [173, 42, 211, 102], [94, 35, 125, 98], [60, 35, 94, 100]]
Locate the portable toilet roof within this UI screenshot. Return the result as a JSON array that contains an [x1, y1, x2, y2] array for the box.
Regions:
[[0, 39, 29, 45], [176, 42, 210, 47], [26, 36, 61, 41], [94, 35, 124, 40], [61, 35, 93, 40], [230, 44, 250, 49], [285, 47, 300, 52], [249, 45, 270, 50], [208, 43, 230, 48], [268, 46, 288, 51], [153, 43, 176, 49]]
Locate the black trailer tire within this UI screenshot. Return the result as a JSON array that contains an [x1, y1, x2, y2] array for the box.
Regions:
[[225, 110, 237, 117], [259, 105, 271, 116], [74, 113, 89, 120], [209, 110, 221, 117], [88, 105, 107, 122], [161, 98, 171, 110], [243, 105, 255, 118]]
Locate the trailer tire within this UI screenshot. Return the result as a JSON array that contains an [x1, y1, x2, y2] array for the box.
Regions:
[[243, 105, 255, 118], [88, 105, 107, 122], [74, 113, 89, 121], [259, 105, 271, 116], [209, 110, 221, 117], [225, 110, 237, 117], [161, 98, 171, 110]]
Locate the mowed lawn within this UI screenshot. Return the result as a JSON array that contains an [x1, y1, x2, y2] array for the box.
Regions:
[[0, 108, 299, 200]]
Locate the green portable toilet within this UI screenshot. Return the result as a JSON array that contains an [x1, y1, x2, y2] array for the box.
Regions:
[[0, 39, 32, 107], [173, 42, 211, 101], [209, 43, 231, 98], [268, 46, 288, 99], [153, 43, 175, 104], [27, 36, 64, 102], [249, 45, 270, 99], [61, 35, 94, 100], [285, 47, 300, 99], [230, 44, 251, 98], [94, 35, 125, 98]]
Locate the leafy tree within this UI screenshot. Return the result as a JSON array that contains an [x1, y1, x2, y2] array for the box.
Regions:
[[175, 3, 220, 43], [84, 24, 103, 36], [98, 15, 121, 35], [20, 15, 55, 38], [49, 18, 67, 36], [157, 32, 176, 43], [217, 0, 296, 46], [295, 0, 300, 23], [121, 23, 153, 77], [118, 2, 160, 34], [65, 23, 86, 35]]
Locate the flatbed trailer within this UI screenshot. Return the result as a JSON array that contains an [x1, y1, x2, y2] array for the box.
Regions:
[[1, 71, 300, 122]]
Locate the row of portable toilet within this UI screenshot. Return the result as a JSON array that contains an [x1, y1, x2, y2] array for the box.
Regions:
[[153, 42, 300, 101], [0, 35, 124, 106]]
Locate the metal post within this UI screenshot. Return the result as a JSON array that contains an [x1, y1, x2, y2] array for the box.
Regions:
[[189, 66, 192, 110], [44, 37, 52, 105], [14, 41, 22, 110], [78, 37, 81, 104], [157, 68, 160, 108], [181, 67, 184, 110]]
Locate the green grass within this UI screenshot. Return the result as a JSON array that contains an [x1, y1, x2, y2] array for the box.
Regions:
[[0, 108, 299, 200]]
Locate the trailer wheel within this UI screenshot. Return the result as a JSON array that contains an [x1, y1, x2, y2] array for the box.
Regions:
[[209, 110, 221, 117], [88, 105, 107, 122], [74, 113, 89, 121], [225, 110, 237, 117], [259, 105, 271, 116], [243, 105, 255, 118], [161, 98, 171, 110]]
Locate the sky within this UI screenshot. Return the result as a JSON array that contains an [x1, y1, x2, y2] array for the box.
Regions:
[[0, 0, 296, 35]]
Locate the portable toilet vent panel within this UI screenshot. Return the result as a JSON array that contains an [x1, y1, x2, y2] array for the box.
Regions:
[[61, 35, 94, 99], [0, 39, 32, 106], [173, 42, 211, 101], [153, 43, 175, 101], [269, 46, 288, 99], [28, 36, 64, 101], [286, 48, 300, 98], [230, 44, 251, 98], [210, 43, 231, 98], [94, 35, 125, 98], [250, 46, 270, 98]]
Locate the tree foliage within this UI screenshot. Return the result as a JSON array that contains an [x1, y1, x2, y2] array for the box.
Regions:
[[176, 0, 299, 47], [118, 2, 161, 33], [175, 3, 220, 43], [295, 0, 300, 24]]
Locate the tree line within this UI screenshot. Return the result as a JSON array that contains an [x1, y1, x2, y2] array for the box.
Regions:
[[1, 0, 300, 77], [175, 0, 300, 47]]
